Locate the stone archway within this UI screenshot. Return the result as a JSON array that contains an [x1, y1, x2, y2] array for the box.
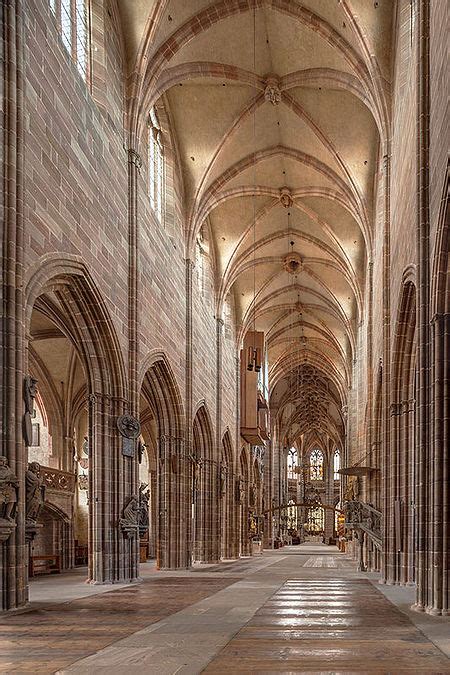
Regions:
[[220, 430, 234, 560], [192, 404, 215, 563], [24, 264, 133, 586], [427, 183, 449, 615], [390, 280, 417, 586], [238, 448, 251, 557], [139, 354, 186, 570]]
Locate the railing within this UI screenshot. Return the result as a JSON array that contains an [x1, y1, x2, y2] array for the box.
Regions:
[[345, 500, 382, 550], [42, 466, 76, 493]]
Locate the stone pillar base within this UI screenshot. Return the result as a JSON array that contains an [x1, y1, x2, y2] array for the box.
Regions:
[[0, 519, 16, 543], [411, 602, 426, 613]]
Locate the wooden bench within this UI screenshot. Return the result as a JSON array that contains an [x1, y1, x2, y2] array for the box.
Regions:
[[29, 554, 61, 577]]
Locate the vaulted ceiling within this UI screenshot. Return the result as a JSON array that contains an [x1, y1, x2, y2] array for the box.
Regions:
[[119, 0, 394, 445]]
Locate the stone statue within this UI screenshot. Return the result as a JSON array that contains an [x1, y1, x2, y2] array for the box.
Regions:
[[0, 456, 19, 523], [121, 495, 139, 525], [191, 453, 203, 495], [24, 375, 38, 415], [138, 484, 149, 536], [119, 495, 139, 538], [25, 461, 45, 524], [219, 464, 227, 496], [235, 475, 245, 504], [23, 376, 38, 446]]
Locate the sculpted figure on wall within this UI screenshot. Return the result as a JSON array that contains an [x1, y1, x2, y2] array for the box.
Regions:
[[23, 376, 38, 447], [120, 495, 139, 538], [122, 495, 139, 525], [138, 484, 149, 536], [25, 462, 45, 524], [219, 464, 227, 496], [0, 456, 19, 523]]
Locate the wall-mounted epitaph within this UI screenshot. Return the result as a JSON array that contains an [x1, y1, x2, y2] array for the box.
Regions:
[[117, 415, 141, 458]]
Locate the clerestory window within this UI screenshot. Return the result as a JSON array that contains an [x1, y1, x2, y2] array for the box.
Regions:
[[49, 0, 90, 81], [148, 108, 164, 223]]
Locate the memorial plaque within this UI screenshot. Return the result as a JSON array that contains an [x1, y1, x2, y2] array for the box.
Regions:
[[122, 437, 135, 458]]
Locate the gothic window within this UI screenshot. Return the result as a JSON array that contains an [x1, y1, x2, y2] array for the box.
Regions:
[[333, 449, 341, 480], [148, 108, 164, 223], [306, 506, 324, 533], [309, 448, 323, 481], [49, 0, 90, 80], [287, 447, 297, 480]]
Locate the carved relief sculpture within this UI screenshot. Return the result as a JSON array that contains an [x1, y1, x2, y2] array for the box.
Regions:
[[264, 77, 281, 105]]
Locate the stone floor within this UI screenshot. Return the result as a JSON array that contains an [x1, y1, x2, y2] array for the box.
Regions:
[[0, 545, 448, 674]]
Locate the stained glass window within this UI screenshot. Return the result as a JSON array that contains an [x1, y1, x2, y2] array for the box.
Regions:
[[287, 447, 297, 479], [310, 448, 323, 481], [306, 506, 324, 533]]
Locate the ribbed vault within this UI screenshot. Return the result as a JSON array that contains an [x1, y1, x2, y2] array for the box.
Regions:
[[118, 0, 394, 449]]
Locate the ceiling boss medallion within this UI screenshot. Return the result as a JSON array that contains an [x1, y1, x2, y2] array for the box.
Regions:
[[279, 187, 293, 208], [283, 251, 303, 275], [264, 76, 281, 105]]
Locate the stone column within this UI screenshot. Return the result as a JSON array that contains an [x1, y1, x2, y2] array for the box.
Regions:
[[232, 354, 240, 558], [126, 147, 141, 580], [381, 148, 392, 585], [148, 469, 157, 558], [184, 260, 194, 566], [0, 0, 27, 611], [263, 438, 273, 548], [157, 434, 189, 569], [323, 442, 334, 543], [413, 0, 430, 613], [87, 395, 140, 584], [429, 312, 448, 615], [213, 317, 224, 562]]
